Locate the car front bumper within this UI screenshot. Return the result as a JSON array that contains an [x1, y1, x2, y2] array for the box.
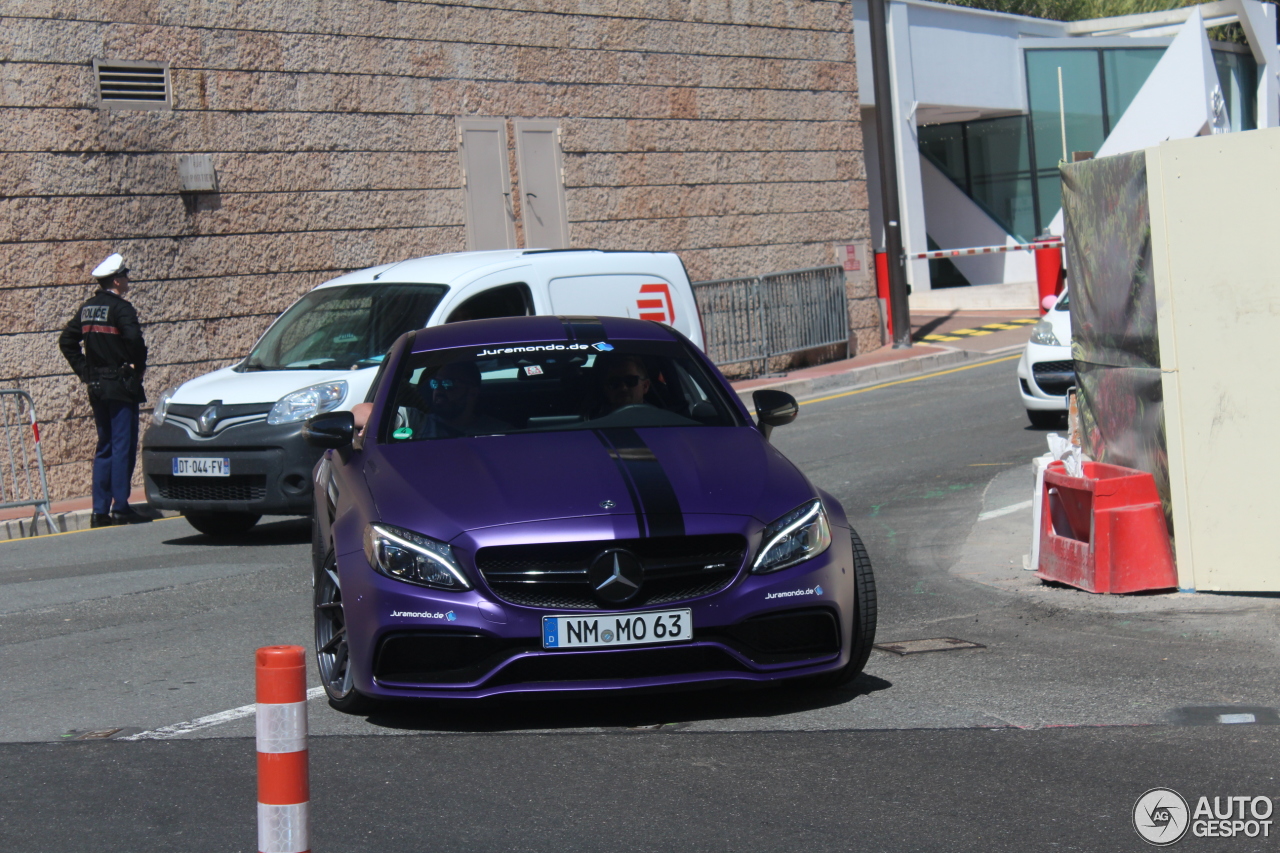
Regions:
[[1017, 342, 1074, 412], [337, 531, 857, 700], [142, 417, 322, 515]]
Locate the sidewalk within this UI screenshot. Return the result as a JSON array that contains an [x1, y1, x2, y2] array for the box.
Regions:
[[0, 485, 171, 540], [2, 310, 1037, 542]]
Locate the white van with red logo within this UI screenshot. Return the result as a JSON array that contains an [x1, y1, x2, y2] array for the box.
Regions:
[[141, 249, 704, 536]]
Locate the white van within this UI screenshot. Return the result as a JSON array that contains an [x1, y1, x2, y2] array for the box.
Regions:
[[141, 249, 704, 536]]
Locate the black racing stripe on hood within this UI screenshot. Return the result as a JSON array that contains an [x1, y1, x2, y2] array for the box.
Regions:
[[599, 427, 685, 538], [593, 429, 647, 537], [560, 316, 607, 344]]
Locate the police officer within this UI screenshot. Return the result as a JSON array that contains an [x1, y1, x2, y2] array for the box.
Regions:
[[59, 253, 150, 527]]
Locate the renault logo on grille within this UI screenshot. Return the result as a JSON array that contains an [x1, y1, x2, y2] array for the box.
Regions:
[[197, 404, 220, 436], [588, 549, 644, 605]]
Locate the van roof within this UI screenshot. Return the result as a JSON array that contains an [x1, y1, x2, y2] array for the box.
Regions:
[[315, 248, 678, 290]]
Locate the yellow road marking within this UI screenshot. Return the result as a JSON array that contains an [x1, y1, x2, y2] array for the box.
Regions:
[[922, 334, 962, 342], [1008, 318, 1038, 324], [983, 323, 1020, 330], [798, 353, 1022, 407]]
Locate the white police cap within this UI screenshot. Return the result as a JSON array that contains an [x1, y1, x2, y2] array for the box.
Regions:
[[91, 253, 127, 279]]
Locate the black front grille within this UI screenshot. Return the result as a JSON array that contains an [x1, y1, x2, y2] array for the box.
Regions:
[[475, 534, 746, 610], [489, 645, 748, 685], [153, 474, 267, 502], [1032, 360, 1075, 396]]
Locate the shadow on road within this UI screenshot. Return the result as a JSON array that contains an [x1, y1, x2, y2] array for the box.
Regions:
[[161, 516, 311, 547], [357, 673, 893, 733]]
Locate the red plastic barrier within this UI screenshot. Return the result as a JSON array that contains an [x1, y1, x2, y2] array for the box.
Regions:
[[1037, 461, 1177, 593], [1033, 235, 1065, 314], [256, 645, 310, 853]]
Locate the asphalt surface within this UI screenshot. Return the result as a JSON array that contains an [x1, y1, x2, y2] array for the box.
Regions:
[[2, 357, 1278, 851]]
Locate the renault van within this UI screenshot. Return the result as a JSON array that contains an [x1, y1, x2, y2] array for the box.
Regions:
[[141, 249, 704, 536]]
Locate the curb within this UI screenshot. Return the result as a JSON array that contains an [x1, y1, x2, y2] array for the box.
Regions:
[[732, 345, 1022, 409], [1, 504, 178, 542]]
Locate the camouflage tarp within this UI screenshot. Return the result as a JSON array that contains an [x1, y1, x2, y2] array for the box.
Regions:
[[1060, 150, 1170, 527]]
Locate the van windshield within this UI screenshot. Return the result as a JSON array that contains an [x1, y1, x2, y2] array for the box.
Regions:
[[240, 283, 448, 371]]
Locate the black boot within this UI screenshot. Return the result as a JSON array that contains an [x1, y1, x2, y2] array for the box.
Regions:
[[110, 508, 152, 525], [90, 513, 114, 528]]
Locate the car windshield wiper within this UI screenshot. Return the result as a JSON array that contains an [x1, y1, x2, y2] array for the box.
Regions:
[[240, 359, 275, 372]]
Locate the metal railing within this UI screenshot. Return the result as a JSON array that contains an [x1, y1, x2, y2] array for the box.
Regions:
[[1, 389, 56, 535], [692, 264, 848, 373]]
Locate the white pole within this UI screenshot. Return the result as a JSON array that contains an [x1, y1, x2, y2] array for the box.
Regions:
[[1058, 66, 1067, 162]]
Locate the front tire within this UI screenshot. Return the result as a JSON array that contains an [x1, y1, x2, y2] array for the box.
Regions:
[[314, 554, 378, 714], [183, 511, 261, 537], [804, 528, 878, 689]]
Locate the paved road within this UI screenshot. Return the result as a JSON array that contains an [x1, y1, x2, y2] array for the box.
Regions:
[[2, 356, 1277, 851]]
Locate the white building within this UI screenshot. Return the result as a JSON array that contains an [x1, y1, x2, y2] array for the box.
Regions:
[[852, 0, 1279, 308]]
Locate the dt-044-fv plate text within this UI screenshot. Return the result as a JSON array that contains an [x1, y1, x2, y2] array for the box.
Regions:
[[172, 457, 231, 477], [543, 608, 692, 649]]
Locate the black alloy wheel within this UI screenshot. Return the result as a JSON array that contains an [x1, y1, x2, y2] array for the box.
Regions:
[[802, 527, 879, 689], [314, 554, 377, 714], [183, 510, 261, 537]]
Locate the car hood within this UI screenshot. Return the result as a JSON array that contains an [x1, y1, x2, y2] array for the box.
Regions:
[[170, 365, 374, 406], [365, 427, 815, 541]]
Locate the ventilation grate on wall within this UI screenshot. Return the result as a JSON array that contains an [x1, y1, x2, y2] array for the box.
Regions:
[[93, 59, 171, 111]]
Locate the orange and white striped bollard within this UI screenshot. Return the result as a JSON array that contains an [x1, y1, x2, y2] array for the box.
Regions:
[[256, 645, 310, 853]]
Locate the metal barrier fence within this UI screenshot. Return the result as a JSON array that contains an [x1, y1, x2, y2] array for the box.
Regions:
[[1, 389, 56, 534], [692, 264, 848, 373]]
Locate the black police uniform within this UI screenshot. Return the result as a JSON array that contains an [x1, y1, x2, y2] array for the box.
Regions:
[[59, 287, 149, 521]]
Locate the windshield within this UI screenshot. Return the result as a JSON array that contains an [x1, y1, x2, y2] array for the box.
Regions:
[[380, 340, 743, 441], [241, 283, 447, 371]]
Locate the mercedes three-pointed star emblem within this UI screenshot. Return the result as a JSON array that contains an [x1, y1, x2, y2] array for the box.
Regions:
[[587, 549, 644, 604]]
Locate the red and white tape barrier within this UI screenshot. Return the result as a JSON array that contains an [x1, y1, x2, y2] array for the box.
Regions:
[[256, 645, 310, 853], [906, 240, 1064, 261]]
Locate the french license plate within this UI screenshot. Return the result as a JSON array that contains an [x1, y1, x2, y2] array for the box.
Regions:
[[172, 457, 231, 477], [542, 608, 692, 649]]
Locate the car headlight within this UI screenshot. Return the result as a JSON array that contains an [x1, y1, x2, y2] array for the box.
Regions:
[[752, 499, 832, 574], [1029, 319, 1061, 346], [363, 523, 472, 590], [151, 386, 178, 426], [267, 380, 347, 425]]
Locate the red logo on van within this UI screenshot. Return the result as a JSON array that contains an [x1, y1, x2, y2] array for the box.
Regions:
[[637, 283, 675, 324]]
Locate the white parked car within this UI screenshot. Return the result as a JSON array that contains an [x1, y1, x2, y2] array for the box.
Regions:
[[1016, 289, 1072, 428], [142, 248, 705, 536]]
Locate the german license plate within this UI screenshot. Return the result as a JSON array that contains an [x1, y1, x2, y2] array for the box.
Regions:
[[542, 608, 692, 649], [172, 457, 231, 477]]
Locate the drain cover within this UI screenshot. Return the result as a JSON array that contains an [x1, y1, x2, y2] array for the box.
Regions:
[[61, 727, 139, 741], [874, 637, 986, 656]]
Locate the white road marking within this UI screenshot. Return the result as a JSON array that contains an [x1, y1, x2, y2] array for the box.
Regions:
[[978, 500, 1033, 521], [121, 687, 326, 741], [1219, 713, 1256, 724]]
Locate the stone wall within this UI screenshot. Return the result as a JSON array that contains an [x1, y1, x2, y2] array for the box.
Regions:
[[0, 0, 870, 500]]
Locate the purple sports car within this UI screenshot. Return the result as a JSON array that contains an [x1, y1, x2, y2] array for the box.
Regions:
[[304, 315, 876, 711]]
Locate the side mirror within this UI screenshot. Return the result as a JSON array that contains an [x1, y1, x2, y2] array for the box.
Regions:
[[303, 410, 355, 449], [753, 390, 798, 440]]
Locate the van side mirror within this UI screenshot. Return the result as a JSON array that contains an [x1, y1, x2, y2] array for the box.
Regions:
[[304, 411, 355, 449], [753, 390, 798, 440]]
